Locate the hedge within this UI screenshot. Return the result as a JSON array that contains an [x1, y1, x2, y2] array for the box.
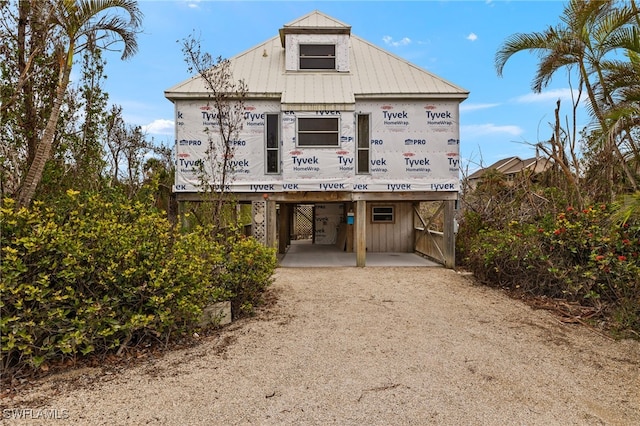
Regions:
[[1, 191, 276, 378]]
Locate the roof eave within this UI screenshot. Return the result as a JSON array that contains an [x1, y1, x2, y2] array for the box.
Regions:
[[165, 92, 469, 102], [165, 91, 282, 102], [279, 27, 351, 47], [356, 93, 469, 100]]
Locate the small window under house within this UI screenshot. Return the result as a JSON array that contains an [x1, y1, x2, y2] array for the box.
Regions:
[[297, 117, 339, 147], [299, 44, 336, 70], [371, 206, 394, 223]]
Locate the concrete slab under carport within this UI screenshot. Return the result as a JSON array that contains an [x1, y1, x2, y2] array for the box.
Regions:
[[278, 240, 441, 268]]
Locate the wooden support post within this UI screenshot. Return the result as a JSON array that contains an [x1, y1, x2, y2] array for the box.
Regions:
[[346, 224, 354, 252], [266, 200, 277, 249], [443, 199, 456, 269], [288, 204, 294, 247], [346, 202, 354, 252], [356, 199, 366, 267], [278, 203, 290, 254]]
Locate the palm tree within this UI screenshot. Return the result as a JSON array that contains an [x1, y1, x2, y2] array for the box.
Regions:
[[613, 190, 640, 224], [598, 51, 640, 239], [495, 0, 640, 197], [598, 34, 640, 169], [17, 0, 142, 208]]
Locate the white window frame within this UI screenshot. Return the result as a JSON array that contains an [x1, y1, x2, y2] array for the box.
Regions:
[[299, 44, 336, 70], [356, 113, 370, 174], [265, 113, 280, 174], [296, 116, 340, 147]]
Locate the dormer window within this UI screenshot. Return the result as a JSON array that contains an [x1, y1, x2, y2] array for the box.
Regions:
[[281, 12, 351, 72], [299, 44, 335, 70]]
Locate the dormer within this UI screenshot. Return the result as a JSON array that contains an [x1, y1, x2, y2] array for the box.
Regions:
[[279, 10, 351, 72]]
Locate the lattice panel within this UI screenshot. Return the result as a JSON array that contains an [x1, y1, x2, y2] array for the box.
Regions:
[[292, 204, 313, 240], [251, 201, 266, 244]]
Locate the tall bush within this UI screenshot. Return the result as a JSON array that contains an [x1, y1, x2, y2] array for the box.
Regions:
[[1, 190, 276, 379], [462, 202, 639, 335], [217, 234, 277, 317]]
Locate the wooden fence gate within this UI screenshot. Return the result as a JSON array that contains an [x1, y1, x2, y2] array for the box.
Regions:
[[414, 201, 450, 265]]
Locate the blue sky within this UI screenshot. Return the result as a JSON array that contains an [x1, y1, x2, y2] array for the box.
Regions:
[[98, 0, 583, 174]]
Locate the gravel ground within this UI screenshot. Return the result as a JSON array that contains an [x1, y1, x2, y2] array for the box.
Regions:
[[3, 267, 640, 425]]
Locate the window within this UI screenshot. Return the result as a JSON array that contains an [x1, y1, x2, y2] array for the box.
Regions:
[[299, 44, 335, 70], [265, 114, 280, 174], [356, 114, 370, 174], [297, 117, 339, 147], [372, 206, 394, 223]]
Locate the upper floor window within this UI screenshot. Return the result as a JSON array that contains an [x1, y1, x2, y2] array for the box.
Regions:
[[265, 114, 280, 174], [356, 114, 370, 174], [299, 44, 335, 70], [297, 117, 339, 147]]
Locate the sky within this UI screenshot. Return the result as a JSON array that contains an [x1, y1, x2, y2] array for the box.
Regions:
[[97, 0, 584, 175]]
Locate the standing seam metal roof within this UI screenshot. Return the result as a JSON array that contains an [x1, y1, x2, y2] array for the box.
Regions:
[[282, 10, 351, 29], [164, 11, 469, 105]]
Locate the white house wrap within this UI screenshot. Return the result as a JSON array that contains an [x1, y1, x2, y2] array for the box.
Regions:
[[174, 101, 460, 192]]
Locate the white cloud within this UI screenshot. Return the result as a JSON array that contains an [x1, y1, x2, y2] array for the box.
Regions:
[[184, 0, 201, 8], [142, 119, 174, 136], [515, 88, 579, 104], [460, 103, 500, 113], [461, 123, 523, 138], [466, 33, 478, 42], [382, 36, 411, 47]]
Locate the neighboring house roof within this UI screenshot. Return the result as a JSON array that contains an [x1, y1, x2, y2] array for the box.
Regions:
[[165, 10, 469, 108], [467, 156, 551, 181]]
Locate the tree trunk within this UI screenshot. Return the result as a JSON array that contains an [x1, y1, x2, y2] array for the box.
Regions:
[[17, 0, 39, 170], [17, 48, 72, 208]]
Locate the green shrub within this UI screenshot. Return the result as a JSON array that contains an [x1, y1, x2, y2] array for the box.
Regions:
[[463, 202, 639, 335], [542, 205, 639, 305], [1, 190, 276, 378], [217, 234, 277, 318], [465, 221, 554, 294]]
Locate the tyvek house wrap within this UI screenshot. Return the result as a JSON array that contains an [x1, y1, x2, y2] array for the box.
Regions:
[[173, 99, 460, 193]]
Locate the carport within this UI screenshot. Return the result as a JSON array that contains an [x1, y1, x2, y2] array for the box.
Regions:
[[278, 240, 440, 267]]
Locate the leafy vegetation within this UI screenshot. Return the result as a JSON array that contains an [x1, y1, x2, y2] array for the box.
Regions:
[[459, 175, 640, 337], [0, 1, 278, 383], [444, 163, 638, 335], [1, 190, 276, 380]]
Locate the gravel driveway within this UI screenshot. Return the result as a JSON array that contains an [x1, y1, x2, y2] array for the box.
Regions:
[[4, 267, 640, 425]]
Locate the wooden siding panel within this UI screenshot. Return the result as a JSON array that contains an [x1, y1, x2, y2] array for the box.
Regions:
[[366, 203, 413, 252], [399, 203, 414, 252]]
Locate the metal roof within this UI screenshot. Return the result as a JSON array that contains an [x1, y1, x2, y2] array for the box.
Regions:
[[165, 11, 469, 107], [282, 10, 351, 30], [279, 10, 351, 47], [467, 156, 552, 180], [281, 73, 355, 111], [165, 36, 285, 100], [350, 35, 467, 98]]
